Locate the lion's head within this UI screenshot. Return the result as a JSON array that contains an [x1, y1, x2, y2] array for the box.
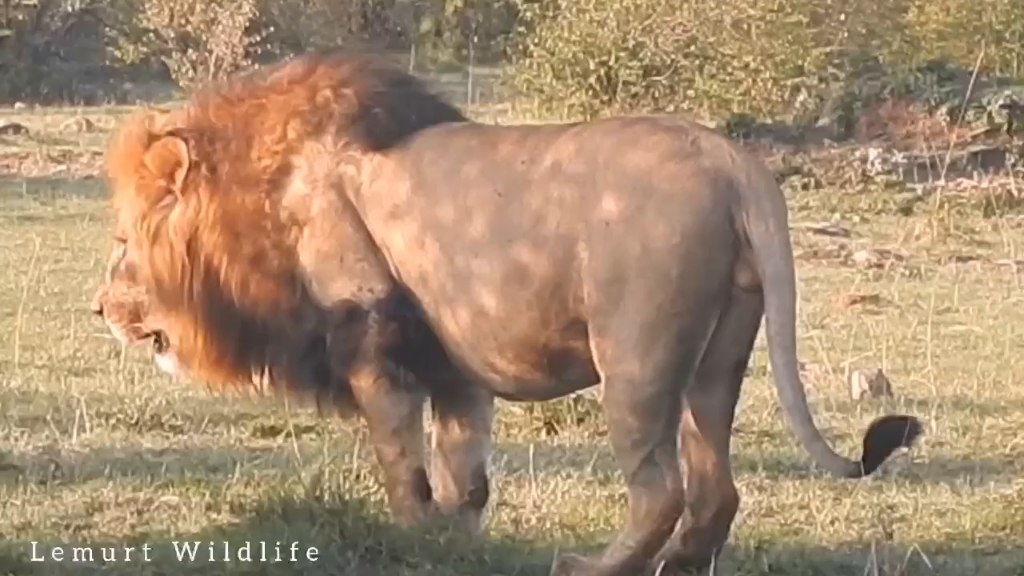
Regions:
[[89, 51, 466, 404]]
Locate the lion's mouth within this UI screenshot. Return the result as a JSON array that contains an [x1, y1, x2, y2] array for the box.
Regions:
[[146, 329, 181, 376], [148, 330, 170, 355]]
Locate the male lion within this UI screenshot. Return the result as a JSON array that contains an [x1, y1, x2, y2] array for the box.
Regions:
[[90, 51, 923, 575]]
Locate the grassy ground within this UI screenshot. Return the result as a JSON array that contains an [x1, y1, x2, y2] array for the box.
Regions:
[[1, 103, 1023, 576]]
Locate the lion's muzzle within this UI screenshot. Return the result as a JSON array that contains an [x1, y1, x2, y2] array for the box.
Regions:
[[89, 288, 105, 317]]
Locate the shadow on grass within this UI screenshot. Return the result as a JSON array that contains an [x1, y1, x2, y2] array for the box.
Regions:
[[496, 439, 1021, 489], [5, 402, 1016, 493], [0, 491, 1019, 576], [0, 494, 563, 576], [1, 442, 1020, 575], [6, 444, 298, 488], [493, 390, 1022, 485]]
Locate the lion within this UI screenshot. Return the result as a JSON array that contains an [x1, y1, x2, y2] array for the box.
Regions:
[[89, 51, 923, 576]]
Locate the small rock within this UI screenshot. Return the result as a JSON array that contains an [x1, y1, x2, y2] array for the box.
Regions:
[[851, 249, 881, 267], [804, 222, 852, 238], [832, 291, 885, 309], [13, 101, 27, 110], [849, 248, 907, 269], [0, 122, 29, 136], [849, 368, 893, 401], [59, 116, 96, 133]]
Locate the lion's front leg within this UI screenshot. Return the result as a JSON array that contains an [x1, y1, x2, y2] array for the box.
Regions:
[[428, 382, 494, 535], [348, 361, 433, 527], [326, 298, 435, 527]]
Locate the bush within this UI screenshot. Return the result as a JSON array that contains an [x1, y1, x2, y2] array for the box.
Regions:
[[104, 0, 262, 91], [507, 0, 905, 121], [506, 0, 692, 120], [413, 0, 519, 67], [253, 0, 408, 58], [103, 0, 516, 91], [505, 0, 1022, 124]]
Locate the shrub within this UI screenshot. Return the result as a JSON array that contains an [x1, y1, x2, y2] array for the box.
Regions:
[[253, 0, 407, 58], [504, 0, 1020, 125], [104, 0, 262, 91], [413, 0, 519, 67]]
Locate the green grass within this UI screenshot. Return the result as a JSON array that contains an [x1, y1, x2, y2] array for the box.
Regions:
[[1, 106, 1023, 576]]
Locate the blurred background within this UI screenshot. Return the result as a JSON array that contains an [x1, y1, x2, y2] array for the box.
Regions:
[[1, 0, 1023, 141]]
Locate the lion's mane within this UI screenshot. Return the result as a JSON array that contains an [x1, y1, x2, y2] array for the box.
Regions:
[[103, 51, 467, 409]]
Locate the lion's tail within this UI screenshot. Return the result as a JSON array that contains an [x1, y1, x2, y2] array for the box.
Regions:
[[736, 153, 922, 479]]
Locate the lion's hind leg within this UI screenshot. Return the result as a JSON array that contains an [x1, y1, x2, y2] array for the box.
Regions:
[[653, 287, 763, 574], [552, 284, 728, 576]]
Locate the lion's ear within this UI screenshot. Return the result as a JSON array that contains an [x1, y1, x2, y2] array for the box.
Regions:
[[143, 135, 190, 197]]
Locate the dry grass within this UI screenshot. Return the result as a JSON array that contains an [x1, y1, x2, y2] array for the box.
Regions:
[[1, 103, 1023, 576]]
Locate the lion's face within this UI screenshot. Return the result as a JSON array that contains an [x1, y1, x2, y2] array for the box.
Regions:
[[90, 237, 182, 376], [89, 109, 193, 378], [92, 103, 328, 389]]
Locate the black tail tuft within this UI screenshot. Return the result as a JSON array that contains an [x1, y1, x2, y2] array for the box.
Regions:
[[860, 415, 923, 475]]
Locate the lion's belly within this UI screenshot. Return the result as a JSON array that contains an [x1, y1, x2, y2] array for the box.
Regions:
[[435, 311, 601, 401], [450, 317, 598, 399]]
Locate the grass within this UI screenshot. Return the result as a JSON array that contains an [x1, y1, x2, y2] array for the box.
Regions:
[[1, 104, 1023, 576]]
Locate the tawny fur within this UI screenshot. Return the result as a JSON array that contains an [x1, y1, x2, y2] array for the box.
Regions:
[[96, 52, 465, 410], [92, 50, 923, 576]]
